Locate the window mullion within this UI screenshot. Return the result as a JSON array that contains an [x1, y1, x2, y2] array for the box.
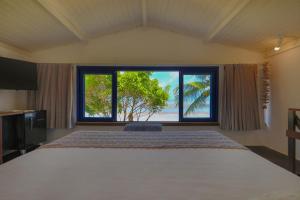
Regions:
[[112, 71, 117, 122], [179, 70, 183, 122]]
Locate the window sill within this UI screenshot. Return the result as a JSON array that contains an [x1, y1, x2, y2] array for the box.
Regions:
[[76, 121, 219, 126]]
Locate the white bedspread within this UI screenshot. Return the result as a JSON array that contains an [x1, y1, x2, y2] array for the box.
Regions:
[[0, 148, 299, 200]]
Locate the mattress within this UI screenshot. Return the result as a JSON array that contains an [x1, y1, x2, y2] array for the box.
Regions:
[[0, 131, 299, 200], [41, 130, 246, 149]]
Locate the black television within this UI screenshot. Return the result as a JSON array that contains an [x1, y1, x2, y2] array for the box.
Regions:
[[0, 57, 37, 90]]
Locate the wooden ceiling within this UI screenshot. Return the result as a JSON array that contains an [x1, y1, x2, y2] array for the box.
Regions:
[[0, 0, 300, 53]]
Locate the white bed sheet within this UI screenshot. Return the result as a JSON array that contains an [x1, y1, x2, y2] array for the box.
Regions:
[[0, 148, 299, 200]]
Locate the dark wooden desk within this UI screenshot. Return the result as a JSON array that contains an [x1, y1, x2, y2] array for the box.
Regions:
[[0, 110, 46, 164], [0, 111, 25, 164]]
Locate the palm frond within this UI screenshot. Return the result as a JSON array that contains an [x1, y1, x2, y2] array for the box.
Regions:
[[173, 86, 179, 106], [184, 90, 210, 115], [183, 81, 209, 101], [173, 78, 210, 109]]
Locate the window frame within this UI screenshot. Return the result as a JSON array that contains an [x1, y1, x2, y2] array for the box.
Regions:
[[77, 69, 117, 122], [77, 66, 218, 123], [180, 69, 218, 122]]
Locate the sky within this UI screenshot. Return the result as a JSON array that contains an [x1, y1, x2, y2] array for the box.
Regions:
[[151, 72, 210, 115], [150, 71, 179, 102]]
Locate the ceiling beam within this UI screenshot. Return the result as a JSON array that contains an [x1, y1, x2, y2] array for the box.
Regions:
[[36, 0, 87, 41], [206, 0, 251, 41], [141, 0, 147, 26]]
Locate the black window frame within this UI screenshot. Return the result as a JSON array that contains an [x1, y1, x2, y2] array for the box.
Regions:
[[77, 66, 218, 122]]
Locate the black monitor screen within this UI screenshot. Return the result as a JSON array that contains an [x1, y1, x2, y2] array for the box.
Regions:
[[0, 57, 37, 90]]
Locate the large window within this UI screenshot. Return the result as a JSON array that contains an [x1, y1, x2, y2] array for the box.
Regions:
[[84, 74, 112, 118], [183, 74, 211, 119], [117, 71, 179, 121], [77, 67, 218, 122]]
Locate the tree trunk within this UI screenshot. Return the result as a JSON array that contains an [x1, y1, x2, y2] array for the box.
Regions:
[[146, 112, 155, 121], [122, 98, 128, 121]]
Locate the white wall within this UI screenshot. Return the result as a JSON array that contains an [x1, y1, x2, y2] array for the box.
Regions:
[[0, 90, 28, 111], [33, 27, 263, 64], [267, 47, 300, 158]]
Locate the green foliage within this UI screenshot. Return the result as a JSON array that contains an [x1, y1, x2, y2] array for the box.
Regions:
[[117, 71, 169, 121], [84, 71, 170, 121], [84, 74, 112, 117], [174, 75, 210, 116]]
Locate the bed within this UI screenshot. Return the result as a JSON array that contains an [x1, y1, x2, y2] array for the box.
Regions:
[[0, 131, 299, 200]]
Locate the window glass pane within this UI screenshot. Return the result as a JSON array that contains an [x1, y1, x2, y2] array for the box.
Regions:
[[84, 74, 112, 118], [117, 71, 179, 121], [183, 75, 211, 118]]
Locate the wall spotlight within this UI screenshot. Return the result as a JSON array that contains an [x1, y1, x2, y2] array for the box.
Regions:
[[274, 35, 283, 51]]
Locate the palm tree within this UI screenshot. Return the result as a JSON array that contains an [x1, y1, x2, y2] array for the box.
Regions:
[[174, 75, 210, 116]]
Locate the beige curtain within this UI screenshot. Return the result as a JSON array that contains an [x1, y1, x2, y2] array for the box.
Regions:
[[28, 64, 76, 129], [220, 64, 261, 131]]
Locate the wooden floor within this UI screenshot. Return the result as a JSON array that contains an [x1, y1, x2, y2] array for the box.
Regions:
[[247, 146, 300, 175]]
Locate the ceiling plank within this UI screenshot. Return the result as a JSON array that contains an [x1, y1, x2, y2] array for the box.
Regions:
[[36, 0, 87, 41], [142, 0, 147, 26], [206, 0, 251, 41], [0, 41, 32, 59]]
